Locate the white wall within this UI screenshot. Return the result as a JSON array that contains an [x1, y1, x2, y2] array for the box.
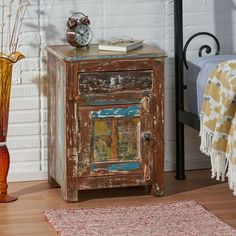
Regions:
[[7, 0, 236, 181]]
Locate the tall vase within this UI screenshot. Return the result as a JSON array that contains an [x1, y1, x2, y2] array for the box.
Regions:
[[0, 52, 24, 203]]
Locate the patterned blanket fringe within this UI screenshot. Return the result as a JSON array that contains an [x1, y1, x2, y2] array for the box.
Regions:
[[200, 123, 236, 195], [210, 154, 228, 182], [199, 125, 213, 156], [200, 123, 228, 182]]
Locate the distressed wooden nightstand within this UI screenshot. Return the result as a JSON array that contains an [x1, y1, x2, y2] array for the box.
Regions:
[[47, 44, 166, 201]]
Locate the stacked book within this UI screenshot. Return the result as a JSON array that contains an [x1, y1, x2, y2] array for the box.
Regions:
[[98, 39, 143, 52]]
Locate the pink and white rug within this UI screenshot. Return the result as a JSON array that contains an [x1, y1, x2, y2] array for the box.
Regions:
[[44, 200, 236, 236]]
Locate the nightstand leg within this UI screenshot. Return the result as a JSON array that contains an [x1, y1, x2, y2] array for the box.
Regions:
[[48, 176, 60, 188], [61, 187, 79, 202], [152, 143, 164, 196], [152, 182, 164, 196]]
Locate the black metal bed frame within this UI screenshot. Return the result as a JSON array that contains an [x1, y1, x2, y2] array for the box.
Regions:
[[174, 0, 221, 180]]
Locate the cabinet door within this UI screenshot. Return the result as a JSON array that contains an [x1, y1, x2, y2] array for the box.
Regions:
[[77, 100, 154, 181]]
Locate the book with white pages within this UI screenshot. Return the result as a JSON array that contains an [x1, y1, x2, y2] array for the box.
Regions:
[[98, 39, 143, 52]]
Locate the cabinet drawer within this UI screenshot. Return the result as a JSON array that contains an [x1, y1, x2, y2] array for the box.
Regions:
[[79, 70, 152, 94], [77, 70, 152, 106]]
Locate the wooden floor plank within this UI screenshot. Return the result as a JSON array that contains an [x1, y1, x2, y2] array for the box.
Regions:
[[0, 170, 236, 235]]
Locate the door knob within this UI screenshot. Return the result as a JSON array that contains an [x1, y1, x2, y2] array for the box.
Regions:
[[143, 132, 152, 144]]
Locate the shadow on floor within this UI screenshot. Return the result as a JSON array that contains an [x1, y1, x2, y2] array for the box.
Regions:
[[11, 182, 52, 197], [9, 170, 222, 202]]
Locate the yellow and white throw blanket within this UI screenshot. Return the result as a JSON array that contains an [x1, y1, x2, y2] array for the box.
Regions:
[[200, 60, 236, 195]]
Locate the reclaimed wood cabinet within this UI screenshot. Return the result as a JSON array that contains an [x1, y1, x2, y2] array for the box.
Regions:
[[47, 44, 166, 201]]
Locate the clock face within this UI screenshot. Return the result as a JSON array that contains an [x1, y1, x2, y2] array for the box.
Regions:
[[75, 24, 92, 46]]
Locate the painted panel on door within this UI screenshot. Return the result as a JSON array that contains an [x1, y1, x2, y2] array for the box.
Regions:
[[117, 117, 140, 160], [91, 106, 141, 165]]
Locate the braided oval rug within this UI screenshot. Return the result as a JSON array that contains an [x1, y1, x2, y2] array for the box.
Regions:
[[44, 200, 236, 236]]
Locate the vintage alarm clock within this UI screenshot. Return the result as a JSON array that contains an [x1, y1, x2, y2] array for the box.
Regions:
[[66, 12, 92, 48]]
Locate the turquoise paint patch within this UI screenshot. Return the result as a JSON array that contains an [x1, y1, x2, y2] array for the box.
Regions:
[[92, 106, 140, 118], [90, 163, 96, 172], [108, 162, 141, 171], [91, 162, 141, 172]]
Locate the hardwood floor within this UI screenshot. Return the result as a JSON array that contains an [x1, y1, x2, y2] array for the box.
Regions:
[[0, 170, 236, 235]]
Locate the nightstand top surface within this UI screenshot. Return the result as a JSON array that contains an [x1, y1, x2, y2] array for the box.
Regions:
[[47, 44, 166, 62]]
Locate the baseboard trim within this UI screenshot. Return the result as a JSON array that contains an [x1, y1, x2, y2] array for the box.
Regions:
[[7, 159, 211, 182], [165, 159, 211, 172], [8, 171, 48, 182]]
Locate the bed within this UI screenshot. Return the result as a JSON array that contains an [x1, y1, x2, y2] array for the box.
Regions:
[[186, 54, 236, 116], [174, 0, 236, 180]]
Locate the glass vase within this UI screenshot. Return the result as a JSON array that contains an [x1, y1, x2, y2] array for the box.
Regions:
[[0, 52, 24, 203]]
